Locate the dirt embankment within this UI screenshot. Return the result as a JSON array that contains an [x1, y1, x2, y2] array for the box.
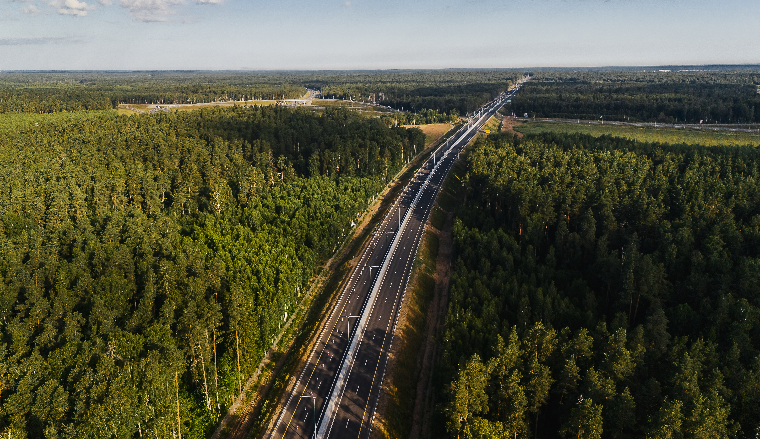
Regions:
[[501, 116, 524, 138], [409, 211, 454, 439]]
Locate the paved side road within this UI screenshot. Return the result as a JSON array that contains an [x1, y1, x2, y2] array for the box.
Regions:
[[269, 89, 517, 439]]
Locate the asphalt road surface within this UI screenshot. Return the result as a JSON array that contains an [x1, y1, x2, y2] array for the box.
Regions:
[[269, 88, 519, 439]]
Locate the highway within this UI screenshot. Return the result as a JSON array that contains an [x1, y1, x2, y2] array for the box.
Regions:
[[269, 86, 520, 439]]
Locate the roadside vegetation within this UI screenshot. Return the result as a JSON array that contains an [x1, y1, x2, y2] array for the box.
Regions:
[[374, 138, 471, 439], [481, 116, 501, 134], [253, 119, 459, 439]]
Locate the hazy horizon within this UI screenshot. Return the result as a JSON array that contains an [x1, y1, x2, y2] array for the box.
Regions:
[[2, 65, 760, 73], [1, 0, 758, 70]]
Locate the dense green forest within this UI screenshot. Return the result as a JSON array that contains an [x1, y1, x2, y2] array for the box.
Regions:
[[437, 132, 760, 438], [0, 72, 307, 114], [0, 106, 425, 438], [511, 70, 760, 124], [0, 70, 523, 118], [311, 70, 523, 116]]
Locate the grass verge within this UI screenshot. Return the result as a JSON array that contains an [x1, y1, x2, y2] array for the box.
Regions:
[[481, 115, 501, 133], [516, 121, 760, 147], [373, 230, 439, 439]]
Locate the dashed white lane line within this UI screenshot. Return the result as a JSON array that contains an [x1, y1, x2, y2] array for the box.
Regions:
[[285, 107, 495, 438]]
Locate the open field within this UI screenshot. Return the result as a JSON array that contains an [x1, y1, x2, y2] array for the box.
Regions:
[[116, 108, 140, 116], [312, 99, 397, 116], [499, 117, 523, 138], [311, 99, 368, 107], [516, 120, 760, 146], [402, 123, 453, 147], [170, 100, 278, 111]]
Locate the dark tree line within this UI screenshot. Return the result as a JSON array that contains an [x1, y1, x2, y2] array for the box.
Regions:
[[511, 70, 760, 124], [436, 131, 760, 438], [0, 106, 424, 438], [0, 70, 525, 121], [0, 72, 306, 114], [308, 70, 524, 115]]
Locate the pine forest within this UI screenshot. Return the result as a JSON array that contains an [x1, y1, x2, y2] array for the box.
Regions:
[[0, 105, 424, 438], [2, 69, 760, 439], [438, 131, 760, 438]]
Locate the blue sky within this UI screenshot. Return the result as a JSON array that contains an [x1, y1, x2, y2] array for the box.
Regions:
[[0, 0, 757, 70]]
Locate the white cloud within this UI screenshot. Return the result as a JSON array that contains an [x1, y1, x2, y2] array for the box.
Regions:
[[49, 0, 95, 16], [341, 1, 351, 7], [119, 0, 183, 21], [21, 3, 40, 13], [0, 10, 17, 21], [9, 0, 223, 22], [0, 36, 82, 45]]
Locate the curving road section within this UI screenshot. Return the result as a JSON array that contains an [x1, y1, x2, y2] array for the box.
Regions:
[[269, 87, 519, 439]]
